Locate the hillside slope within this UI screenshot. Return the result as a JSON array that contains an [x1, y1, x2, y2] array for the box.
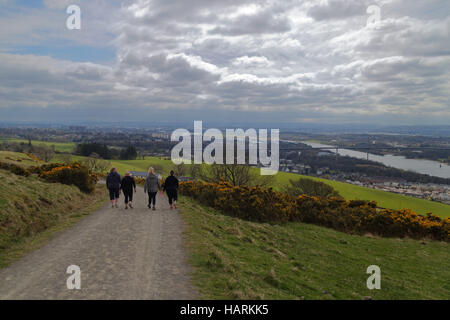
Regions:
[[180, 197, 449, 300], [0, 169, 106, 268]]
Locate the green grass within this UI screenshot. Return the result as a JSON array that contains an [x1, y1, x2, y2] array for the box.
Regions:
[[0, 169, 107, 268], [179, 197, 450, 300], [275, 172, 450, 218], [0, 138, 75, 153], [0, 151, 40, 167]]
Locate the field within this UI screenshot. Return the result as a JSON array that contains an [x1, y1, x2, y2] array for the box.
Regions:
[[180, 197, 450, 299], [0, 138, 75, 153]]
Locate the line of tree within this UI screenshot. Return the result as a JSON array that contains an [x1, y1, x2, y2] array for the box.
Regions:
[[75, 143, 137, 161], [75, 143, 112, 159]]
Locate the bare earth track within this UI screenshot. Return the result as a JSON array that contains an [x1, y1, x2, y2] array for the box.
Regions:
[[0, 186, 198, 300]]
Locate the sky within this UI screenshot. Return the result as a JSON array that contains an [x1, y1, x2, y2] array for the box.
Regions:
[[0, 0, 449, 125]]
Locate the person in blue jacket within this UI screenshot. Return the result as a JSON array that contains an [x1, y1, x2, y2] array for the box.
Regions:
[[106, 167, 121, 208]]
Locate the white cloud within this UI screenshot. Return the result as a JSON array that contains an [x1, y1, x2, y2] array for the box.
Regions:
[[0, 0, 449, 124]]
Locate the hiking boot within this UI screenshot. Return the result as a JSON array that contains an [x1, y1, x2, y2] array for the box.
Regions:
[[152, 206, 156, 210]]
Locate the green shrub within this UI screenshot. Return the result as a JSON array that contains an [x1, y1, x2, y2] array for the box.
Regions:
[[39, 163, 95, 193], [180, 180, 449, 241], [0, 161, 31, 177]]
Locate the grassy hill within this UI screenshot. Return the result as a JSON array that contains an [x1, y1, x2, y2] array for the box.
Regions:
[[180, 197, 450, 299], [0, 167, 107, 268], [0, 151, 40, 167]]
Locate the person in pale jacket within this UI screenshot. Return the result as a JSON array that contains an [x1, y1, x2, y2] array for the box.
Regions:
[[144, 167, 161, 210]]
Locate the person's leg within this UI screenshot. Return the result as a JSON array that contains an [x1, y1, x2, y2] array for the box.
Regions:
[[151, 192, 157, 209], [167, 190, 173, 208], [129, 191, 133, 208], [115, 189, 120, 207], [173, 190, 178, 208], [109, 189, 115, 207], [148, 191, 152, 209], [124, 192, 129, 209]]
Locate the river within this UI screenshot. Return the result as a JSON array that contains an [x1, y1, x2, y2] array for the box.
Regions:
[[296, 141, 450, 179]]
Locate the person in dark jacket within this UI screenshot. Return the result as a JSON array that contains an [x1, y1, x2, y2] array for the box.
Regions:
[[106, 167, 121, 208], [121, 171, 136, 209], [164, 170, 179, 209]]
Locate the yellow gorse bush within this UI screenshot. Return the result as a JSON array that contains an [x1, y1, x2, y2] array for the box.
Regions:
[[179, 181, 449, 242]]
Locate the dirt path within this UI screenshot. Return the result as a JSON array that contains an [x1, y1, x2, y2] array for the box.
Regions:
[[0, 186, 198, 300]]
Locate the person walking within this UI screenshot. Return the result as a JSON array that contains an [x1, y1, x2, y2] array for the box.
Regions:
[[121, 171, 136, 209], [164, 170, 179, 209], [106, 167, 121, 208], [144, 167, 161, 210]]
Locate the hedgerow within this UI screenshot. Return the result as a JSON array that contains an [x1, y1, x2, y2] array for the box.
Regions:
[[0, 161, 96, 193], [179, 181, 449, 242], [39, 163, 95, 194]]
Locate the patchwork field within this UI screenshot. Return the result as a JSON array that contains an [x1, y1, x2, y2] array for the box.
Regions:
[[0, 138, 75, 153]]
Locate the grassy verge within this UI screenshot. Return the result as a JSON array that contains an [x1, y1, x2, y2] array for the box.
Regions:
[[0, 170, 107, 269], [179, 196, 449, 300]]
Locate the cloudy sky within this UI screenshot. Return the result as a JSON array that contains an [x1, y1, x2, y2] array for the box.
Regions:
[[0, 0, 449, 125]]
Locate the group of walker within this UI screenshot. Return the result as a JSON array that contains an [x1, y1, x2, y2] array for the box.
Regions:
[[106, 167, 179, 210]]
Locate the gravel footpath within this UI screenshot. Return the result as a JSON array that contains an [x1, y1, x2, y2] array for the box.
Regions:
[[0, 186, 198, 300]]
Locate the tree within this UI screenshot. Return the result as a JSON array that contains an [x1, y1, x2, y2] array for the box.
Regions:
[[120, 145, 137, 160], [189, 164, 203, 179], [76, 143, 111, 159], [137, 150, 146, 160], [61, 153, 73, 165], [82, 153, 111, 174], [283, 178, 340, 198], [198, 164, 275, 187], [172, 163, 187, 176], [33, 145, 55, 162]]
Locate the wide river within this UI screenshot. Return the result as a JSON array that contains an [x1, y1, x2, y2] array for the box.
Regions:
[[296, 141, 450, 179]]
